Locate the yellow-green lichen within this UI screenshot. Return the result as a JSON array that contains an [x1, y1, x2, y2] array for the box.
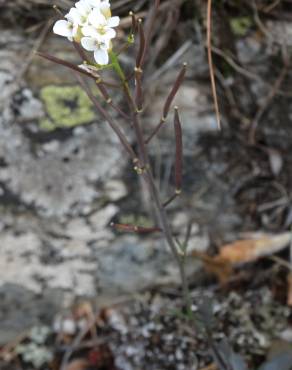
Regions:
[[230, 16, 252, 36], [40, 85, 95, 131]]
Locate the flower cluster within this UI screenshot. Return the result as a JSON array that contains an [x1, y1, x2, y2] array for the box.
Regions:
[[53, 0, 119, 65]]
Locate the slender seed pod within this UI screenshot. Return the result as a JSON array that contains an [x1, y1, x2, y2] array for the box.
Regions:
[[38, 52, 129, 120], [97, 82, 111, 101], [163, 63, 187, 119], [76, 73, 137, 161], [135, 68, 143, 111], [109, 102, 131, 120], [140, 0, 160, 67], [136, 19, 146, 69], [37, 52, 94, 80], [145, 63, 187, 144], [145, 117, 164, 144], [174, 107, 183, 192], [129, 11, 137, 35], [53, 5, 64, 17], [111, 223, 162, 234], [163, 193, 178, 208]]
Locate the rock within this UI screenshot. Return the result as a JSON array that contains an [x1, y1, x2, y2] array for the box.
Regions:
[[0, 29, 128, 218], [104, 180, 128, 202], [89, 204, 119, 230], [13, 88, 44, 121], [0, 117, 127, 217], [0, 284, 60, 345], [172, 212, 209, 253], [266, 20, 292, 47], [65, 218, 94, 241], [93, 235, 203, 300]]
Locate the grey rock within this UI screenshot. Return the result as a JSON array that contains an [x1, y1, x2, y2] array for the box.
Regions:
[[93, 235, 202, 299], [0, 284, 60, 345]]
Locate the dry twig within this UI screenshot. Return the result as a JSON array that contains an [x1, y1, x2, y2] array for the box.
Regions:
[[207, 0, 221, 130]]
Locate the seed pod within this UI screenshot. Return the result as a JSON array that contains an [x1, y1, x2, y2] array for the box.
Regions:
[[129, 11, 137, 35], [37, 52, 94, 79], [174, 107, 183, 192], [134, 68, 143, 111], [136, 19, 146, 69], [163, 63, 187, 119], [111, 223, 162, 234]]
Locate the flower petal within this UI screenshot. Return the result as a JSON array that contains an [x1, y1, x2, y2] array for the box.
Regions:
[[86, 0, 101, 7], [100, 2, 111, 18], [88, 8, 106, 27], [94, 48, 109, 65], [66, 7, 82, 25], [107, 16, 119, 28], [53, 20, 72, 37], [103, 27, 116, 39], [82, 25, 98, 37], [100, 40, 110, 50], [81, 37, 97, 51], [75, 0, 91, 15]]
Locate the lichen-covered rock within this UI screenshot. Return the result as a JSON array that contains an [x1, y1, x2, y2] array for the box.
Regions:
[[0, 32, 128, 217], [0, 118, 127, 216]]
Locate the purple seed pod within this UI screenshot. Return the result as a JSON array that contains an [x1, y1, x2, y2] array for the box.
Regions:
[[111, 223, 162, 234], [174, 107, 183, 192], [163, 63, 187, 119], [136, 19, 146, 69]]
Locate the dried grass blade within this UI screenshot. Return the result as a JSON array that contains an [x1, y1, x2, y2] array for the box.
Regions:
[[207, 0, 221, 130]]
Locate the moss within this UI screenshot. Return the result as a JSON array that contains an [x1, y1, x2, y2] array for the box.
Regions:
[[40, 85, 95, 131], [230, 16, 252, 36]]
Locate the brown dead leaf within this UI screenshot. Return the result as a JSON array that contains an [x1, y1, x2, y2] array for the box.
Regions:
[[65, 359, 89, 370], [217, 232, 291, 264], [73, 301, 94, 320], [191, 250, 233, 283], [203, 256, 234, 284], [191, 232, 291, 283]]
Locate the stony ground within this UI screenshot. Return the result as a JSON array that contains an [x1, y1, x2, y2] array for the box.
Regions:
[[2, 1, 292, 369]]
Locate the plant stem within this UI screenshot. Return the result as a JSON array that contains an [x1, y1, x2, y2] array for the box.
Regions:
[[110, 51, 192, 315], [143, 166, 192, 314]]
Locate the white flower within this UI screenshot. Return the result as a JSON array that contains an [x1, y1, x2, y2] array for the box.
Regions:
[[52, 1, 92, 40], [53, 10, 79, 41], [82, 8, 119, 41], [81, 36, 110, 65], [98, 1, 112, 19], [74, 0, 92, 25], [53, 0, 119, 65], [85, 0, 109, 10]]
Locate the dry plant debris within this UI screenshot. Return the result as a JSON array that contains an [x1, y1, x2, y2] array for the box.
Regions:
[[216, 232, 291, 265]]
